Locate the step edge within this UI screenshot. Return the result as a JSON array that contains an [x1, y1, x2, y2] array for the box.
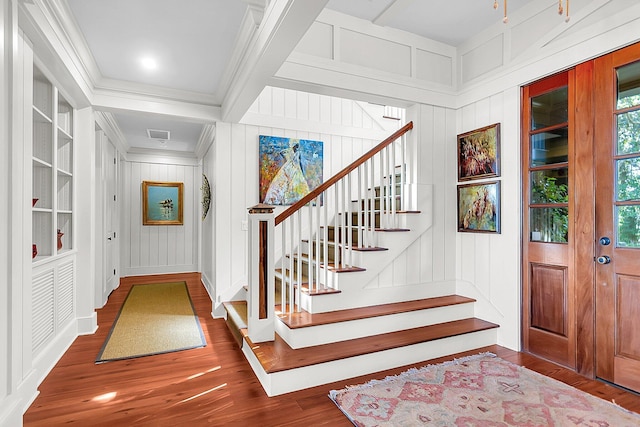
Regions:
[[249, 318, 499, 373], [279, 295, 477, 329]]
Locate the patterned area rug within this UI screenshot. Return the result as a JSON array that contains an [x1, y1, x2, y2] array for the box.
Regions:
[[329, 353, 640, 426]]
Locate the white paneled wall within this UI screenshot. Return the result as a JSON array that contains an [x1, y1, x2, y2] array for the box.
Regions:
[[121, 159, 199, 276], [455, 89, 521, 350], [213, 88, 398, 306], [365, 104, 457, 290], [201, 144, 215, 299]]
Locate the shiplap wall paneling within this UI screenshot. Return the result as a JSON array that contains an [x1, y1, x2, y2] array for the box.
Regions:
[[122, 160, 198, 275], [215, 89, 391, 304], [213, 122, 233, 301], [366, 104, 456, 289], [455, 90, 520, 349], [201, 143, 215, 297]]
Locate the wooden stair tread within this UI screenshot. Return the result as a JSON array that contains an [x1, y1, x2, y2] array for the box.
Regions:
[[284, 253, 366, 273], [222, 301, 249, 347], [352, 246, 388, 252], [279, 295, 476, 329], [320, 263, 366, 272], [301, 238, 388, 252], [246, 318, 499, 373], [300, 284, 341, 295], [223, 301, 248, 328]]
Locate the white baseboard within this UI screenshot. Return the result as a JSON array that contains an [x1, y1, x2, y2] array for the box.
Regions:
[[77, 312, 98, 335], [122, 265, 198, 277]]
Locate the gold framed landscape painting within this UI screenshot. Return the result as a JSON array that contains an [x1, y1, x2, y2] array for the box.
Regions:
[[142, 181, 184, 225], [457, 123, 500, 181], [457, 181, 500, 233]]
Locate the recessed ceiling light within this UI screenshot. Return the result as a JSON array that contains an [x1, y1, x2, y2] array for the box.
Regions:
[[140, 56, 157, 70]]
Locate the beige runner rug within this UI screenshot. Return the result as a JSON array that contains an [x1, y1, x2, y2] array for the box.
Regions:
[[96, 282, 206, 363]]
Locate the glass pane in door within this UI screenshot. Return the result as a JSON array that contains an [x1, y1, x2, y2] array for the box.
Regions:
[[532, 87, 569, 129], [530, 207, 568, 243], [617, 60, 640, 109], [617, 158, 640, 201], [531, 168, 569, 204], [530, 128, 569, 165], [617, 110, 640, 155], [617, 205, 640, 248]]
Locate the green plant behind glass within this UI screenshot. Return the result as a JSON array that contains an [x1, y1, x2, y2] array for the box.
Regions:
[[532, 175, 569, 243], [617, 94, 640, 247]]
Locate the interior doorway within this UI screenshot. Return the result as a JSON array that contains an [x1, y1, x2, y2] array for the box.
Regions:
[[95, 127, 119, 307]]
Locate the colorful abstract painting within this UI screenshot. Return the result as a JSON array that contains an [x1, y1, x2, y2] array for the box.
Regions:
[[457, 181, 500, 233], [259, 135, 323, 205]]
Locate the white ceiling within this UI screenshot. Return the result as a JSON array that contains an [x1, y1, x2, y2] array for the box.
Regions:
[[64, 0, 530, 155]]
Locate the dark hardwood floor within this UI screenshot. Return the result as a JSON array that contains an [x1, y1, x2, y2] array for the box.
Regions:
[[24, 273, 640, 426]]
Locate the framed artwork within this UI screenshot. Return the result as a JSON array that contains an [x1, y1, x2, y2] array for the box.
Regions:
[[259, 135, 323, 205], [142, 181, 184, 225], [457, 181, 500, 233], [457, 123, 500, 181]]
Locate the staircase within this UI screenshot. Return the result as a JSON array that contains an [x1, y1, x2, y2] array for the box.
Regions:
[[223, 122, 499, 396]]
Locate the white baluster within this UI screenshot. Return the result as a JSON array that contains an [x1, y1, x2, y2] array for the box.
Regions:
[[363, 162, 370, 248], [357, 165, 363, 251], [281, 220, 287, 312], [323, 190, 329, 288], [315, 195, 321, 293], [289, 217, 294, 313], [348, 174, 353, 265]]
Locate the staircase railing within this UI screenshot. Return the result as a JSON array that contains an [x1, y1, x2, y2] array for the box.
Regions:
[[246, 122, 413, 342]]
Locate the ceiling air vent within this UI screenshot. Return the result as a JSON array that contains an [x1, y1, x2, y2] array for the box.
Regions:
[[147, 129, 171, 141]]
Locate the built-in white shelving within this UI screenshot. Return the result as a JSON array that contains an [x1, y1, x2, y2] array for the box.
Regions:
[[32, 65, 74, 261]]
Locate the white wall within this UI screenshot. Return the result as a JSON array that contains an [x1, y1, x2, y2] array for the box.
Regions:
[[367, 104, 457, 290], [452, 1, 640, 350], [201, 141, 215, 299], [455, 90, 521, 349], [120, 156, 200, 276], [276, 0, 640, 351], [211, 87, 401, 309]]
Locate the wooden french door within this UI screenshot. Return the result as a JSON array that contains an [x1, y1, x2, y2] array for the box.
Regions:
[[594, 42, 640, 393], [522, 70, 577, 370], [523, 42, 640, 392]]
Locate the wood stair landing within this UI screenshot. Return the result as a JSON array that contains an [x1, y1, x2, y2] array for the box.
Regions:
[[278, 295, 475, 329], [223, 296, 499, 395], [249, 317, 497, 374]]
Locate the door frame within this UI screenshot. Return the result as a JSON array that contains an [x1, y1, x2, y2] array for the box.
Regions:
[[94, 127, 120, 308], [521, 62, 596, 378]]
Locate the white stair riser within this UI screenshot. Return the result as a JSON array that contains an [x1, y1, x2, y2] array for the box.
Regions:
[[245, 329, 497, 397], [278, 303, 475, 349], [305, 280, 457, 313], [274, 186, 433, 300]]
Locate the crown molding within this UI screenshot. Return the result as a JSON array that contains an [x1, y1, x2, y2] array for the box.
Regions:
[[221, 0, 330, 122], [216, 5, 264, 103], [94, 111, 129, 155], [123, 148, 200, 165], [194, 124, 217, 159]]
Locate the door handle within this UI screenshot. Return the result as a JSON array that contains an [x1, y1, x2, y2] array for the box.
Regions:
[[596, 255, 611, 264], [599, 236, 611, 246], [107, 237, 112, 241]]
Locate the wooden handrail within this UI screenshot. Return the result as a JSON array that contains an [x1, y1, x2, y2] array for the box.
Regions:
[[275, 121, 413, 225]]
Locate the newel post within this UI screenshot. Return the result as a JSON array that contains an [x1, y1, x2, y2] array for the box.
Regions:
[[247, 203, 275, 342]]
